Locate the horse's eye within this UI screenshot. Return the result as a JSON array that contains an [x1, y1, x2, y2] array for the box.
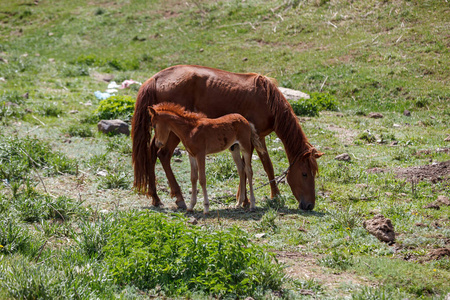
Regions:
[[302, 172, 308, 177]]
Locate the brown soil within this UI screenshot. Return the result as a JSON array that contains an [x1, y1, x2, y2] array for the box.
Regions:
[[368, 160, 450, 183], [273, 250, 371, 294]]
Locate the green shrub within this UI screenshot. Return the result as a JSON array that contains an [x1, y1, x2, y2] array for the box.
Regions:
[[0, 135, 77, 183], [103, 211, 285, 297], [289, 92, 338, 117], [36, 103, 63, 117], [0, 218, 33, 255], [65, 124, 94, 138], [95, 95, 135, 121], [318, 249, 353, 270]]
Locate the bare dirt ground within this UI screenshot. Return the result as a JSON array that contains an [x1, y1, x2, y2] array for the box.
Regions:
[[367, 160, 450, 183]]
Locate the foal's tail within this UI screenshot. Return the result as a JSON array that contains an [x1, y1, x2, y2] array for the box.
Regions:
[[131, 77, 157, 195], [249, 123, 266, 154]]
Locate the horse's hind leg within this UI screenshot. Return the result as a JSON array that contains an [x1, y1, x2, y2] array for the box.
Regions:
[[148, 138, 163, 207], [157, 132, 187, 209], [187, 155, 198, 212], [230, 144, 246, 208], [255, 138, 280, 199]]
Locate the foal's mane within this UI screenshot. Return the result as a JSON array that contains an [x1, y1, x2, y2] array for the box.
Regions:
[[255, 75, 319, 175], [152, 102, 206, 125]]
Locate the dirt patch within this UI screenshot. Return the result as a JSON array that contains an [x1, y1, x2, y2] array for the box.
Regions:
[[368, 160, 450, 183], [426, 248, 450, 261], [273, 250, 370, 293], [326, 124, 357, 144]]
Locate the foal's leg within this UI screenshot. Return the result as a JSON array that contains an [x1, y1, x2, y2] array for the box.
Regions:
[[157, 132, 187, 209], [230, 145, 246, 208], [255, 137, 280, 199], [196, 155, 210, 214], [242, 152, 256, 212], [187, 156, 198, 212]]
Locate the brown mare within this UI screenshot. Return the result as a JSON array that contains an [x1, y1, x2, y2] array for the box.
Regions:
[[132, 65, 323, 211], [148, 103, 265, 213]]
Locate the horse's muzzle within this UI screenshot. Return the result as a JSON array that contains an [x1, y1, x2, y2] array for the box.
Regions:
[[299, 201, 314, 211]]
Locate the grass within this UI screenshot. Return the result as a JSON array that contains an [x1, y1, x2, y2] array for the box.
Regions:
[[0, 0, 449, 298]]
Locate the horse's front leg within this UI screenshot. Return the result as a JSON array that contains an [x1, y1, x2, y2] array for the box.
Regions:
[[187, 155, 198, 212], [196, 155, 209, 214], [157, 132, 187, 209], [230, 145, 246, 208], [255, 137, 280, 199]]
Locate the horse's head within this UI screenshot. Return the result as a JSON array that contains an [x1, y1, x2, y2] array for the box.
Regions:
[[148, 106, 170, 148], [287, 147, 323, 211]]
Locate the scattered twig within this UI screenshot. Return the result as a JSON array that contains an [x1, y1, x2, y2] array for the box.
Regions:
[[35, 240, 48, 263], [320, 76, 328, 91], [31, 115, 46, 126], [327, 21, 337, 28], [26, 125, 40, 134], [395, 35, 403, 43]]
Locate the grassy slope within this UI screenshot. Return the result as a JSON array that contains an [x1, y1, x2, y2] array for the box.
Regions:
[[1, 0, 450, 298]]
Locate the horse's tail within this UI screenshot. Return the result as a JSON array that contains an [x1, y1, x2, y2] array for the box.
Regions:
[[249, 123, 266, 154], [131, 77, 157, 195]]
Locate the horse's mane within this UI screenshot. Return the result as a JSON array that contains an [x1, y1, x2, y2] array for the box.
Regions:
[[255, 75, 319, 175], [152, 102, 206, 125]]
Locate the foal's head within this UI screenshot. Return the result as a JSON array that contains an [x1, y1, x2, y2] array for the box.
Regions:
[[148, 106, 171, 148], [148, 103, 205, 148]]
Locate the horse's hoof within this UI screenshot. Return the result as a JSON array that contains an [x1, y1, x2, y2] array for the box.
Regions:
[[153, 201, 164, 207], [176, 201, 187, 210], [249, 207, 256, 212]]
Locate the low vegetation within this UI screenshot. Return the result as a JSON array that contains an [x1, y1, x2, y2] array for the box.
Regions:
[[0, 0, 449, 298]]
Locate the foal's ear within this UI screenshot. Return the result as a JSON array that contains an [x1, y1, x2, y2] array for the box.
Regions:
[[148, 106, 156, 117], [314, 151, 324, 159]]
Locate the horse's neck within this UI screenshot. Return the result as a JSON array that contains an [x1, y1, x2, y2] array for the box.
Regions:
[[274, 114, 309, 163]]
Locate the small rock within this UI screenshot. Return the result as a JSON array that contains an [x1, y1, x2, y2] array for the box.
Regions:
[[242, 57, 248, 61], [415, 223, 427, 227], [436, 195, 450, 206], [172, 148, 182, 157], [335, 112, 344, 117], [0, 77, 5, 82], [199, 48, 204, 52], [255, 233, 266, 238], [187, 217, 198, 225], [423, 203, 440, 210], [48, 32, 54, 36], [356, 183, 368, 188], [444, 135, 450, 142], [403, 110, 411, 116], [21, 92, 29, 99], [368, 112, 383, 119], [297, 227, 307, 232], [385, 192, 393, 197], [363, 214, 395, 244], [389, 141, 398, 146], [393, 123, 401, 128], [69, 110, 79, 114], [97, 119, 130, 136], [96, 170, 108, 176], [48, 58, 55, 63], [335, 153, 351, 161], [173, 158, 182, 163], [278, 87, 310, 100]]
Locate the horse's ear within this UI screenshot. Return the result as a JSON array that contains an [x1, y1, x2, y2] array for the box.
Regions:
[[314, 151, 324, 159], [148, 106, 156, 117]]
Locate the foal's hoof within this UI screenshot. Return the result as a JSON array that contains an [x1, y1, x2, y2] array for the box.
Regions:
[[249, 207, 256, 213], [176, 201, 187, 210]]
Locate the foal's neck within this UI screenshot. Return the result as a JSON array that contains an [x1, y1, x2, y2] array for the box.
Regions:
[[163, 113, 199, 142]]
